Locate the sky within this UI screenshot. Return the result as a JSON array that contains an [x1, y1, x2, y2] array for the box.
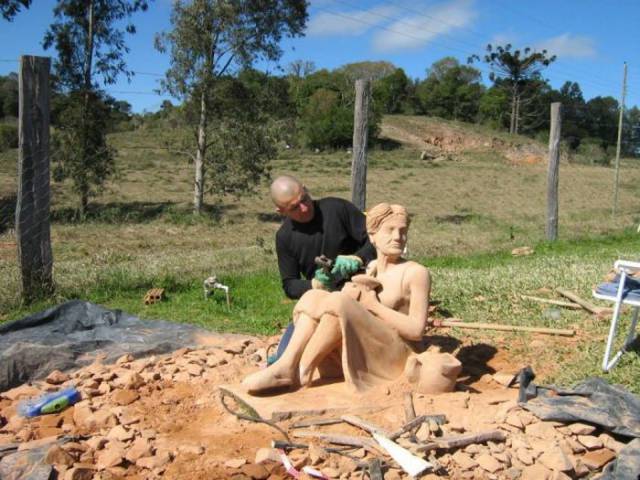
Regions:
[[0, 0, 638, 113]]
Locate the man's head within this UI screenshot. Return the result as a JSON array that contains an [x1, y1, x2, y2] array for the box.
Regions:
[[270, 175, 315, 223]]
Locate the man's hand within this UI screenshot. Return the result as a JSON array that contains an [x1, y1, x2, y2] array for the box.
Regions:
[[331, 255, 363, 278], [312, 268, 332, 290]]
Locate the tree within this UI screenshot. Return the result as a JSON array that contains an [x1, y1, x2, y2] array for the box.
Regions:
[[156, 0, 307, 214], [470, 44, 556, 134], [338, 61, 396, 81], [584, 96, 619, 149], [624, 106, 640, 157], [416, 57, 484, 122], [43, 0, 150, 215], [1, 0, 31, 21], [0, 73, 19, 118], [374, 68, 411, 114]]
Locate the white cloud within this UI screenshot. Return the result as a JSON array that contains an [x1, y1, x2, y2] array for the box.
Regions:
[[536, 33, 596, 58], [371, 0, 477, 53], [307, 5, 401, 37]]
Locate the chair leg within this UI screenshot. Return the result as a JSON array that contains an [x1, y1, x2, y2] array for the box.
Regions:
[[602, 272, 628, 372]]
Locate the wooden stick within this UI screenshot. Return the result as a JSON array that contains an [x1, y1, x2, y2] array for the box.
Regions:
[[431, 319, 574, 336], [341, 415, 391, 437], [403, 392, 416, 422], [556, 288, 613, 316], [520, 295, 582, 309], [292, 431, 385, 455], [416, 429, 506, 452], [388, 415, 446, 441], [291, 417, 343, 429]]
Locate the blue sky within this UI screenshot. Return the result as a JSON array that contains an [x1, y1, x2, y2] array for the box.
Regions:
[[1, 0, 638, 113]]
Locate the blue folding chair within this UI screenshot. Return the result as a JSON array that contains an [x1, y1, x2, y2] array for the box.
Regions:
[[593, 260, 640, 372]]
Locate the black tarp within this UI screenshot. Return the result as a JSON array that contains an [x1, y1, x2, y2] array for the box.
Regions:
[[0, 300, 246, 393]]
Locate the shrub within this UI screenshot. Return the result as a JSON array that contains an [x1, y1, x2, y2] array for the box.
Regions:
[[572, 137, 610, 166], [0, 124, 18, 151]]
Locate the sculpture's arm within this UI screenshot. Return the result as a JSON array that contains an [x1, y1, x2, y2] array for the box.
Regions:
[[364, 265, 430, 341]]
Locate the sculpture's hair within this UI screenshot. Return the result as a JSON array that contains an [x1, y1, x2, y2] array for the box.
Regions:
[[366, 203, 410, 234]]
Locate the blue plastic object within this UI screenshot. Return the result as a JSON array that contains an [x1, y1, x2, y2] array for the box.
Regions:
[[18, 387, 81, 417]]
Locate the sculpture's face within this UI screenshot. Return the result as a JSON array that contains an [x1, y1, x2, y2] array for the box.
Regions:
[[371, 215, 408, 257]]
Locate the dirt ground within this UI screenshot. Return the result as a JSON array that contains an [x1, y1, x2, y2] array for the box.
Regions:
[[0, 329, 630, 480]]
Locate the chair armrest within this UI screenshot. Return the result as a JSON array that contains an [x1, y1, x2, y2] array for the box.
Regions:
[[614, 260, 640, 273]]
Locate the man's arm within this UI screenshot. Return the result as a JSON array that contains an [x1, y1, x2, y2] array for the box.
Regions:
[[276, 233, 312, 299], [343, 201, 376, 265]]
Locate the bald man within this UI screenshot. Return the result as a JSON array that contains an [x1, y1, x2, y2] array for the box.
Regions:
[[271, 175, 376, 299]]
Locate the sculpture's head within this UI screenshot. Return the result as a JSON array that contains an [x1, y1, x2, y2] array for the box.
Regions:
[[366, 203, 410, 259], [270, 175, 315, 223]]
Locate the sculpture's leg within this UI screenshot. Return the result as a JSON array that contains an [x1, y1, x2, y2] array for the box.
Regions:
[[242, 314, 317, 393], [299, 313, 342, 386]]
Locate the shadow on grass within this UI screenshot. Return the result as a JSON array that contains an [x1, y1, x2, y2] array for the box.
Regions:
[[0, 195, 16, 234], [51, 201, 237, 224]]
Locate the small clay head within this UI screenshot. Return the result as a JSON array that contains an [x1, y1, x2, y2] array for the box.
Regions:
[[366, 203, 410, 258]]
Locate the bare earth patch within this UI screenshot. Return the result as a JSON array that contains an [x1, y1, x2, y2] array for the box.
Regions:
[[0, 332, 627, 479]]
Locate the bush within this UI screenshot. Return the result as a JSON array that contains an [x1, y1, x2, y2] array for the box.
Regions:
[[571, 137, 610, 166], [0, 124, 18, 151]]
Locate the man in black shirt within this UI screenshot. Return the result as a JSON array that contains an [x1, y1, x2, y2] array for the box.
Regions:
[[271, 175, 376, 299]]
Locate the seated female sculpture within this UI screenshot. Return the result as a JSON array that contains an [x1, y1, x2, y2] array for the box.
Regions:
[[243, 203, 431, 393]]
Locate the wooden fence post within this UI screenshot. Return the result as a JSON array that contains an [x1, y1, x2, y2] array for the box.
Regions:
[[546, 102, 562, 241], [351, 78, 370, 211], [16, 55, 54, 301]]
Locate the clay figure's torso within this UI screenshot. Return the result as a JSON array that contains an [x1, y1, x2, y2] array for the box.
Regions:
[[367, 259, 413, 314]]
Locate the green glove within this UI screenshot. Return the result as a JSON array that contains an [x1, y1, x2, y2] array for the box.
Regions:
[[331, 255, 363, 278], [313, 268, 332, 290]]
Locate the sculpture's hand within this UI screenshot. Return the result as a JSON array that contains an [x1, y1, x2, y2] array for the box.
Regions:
[[359, 288, 380, 312], [341, 282, 362, 301], [331, 255, 363, 278]]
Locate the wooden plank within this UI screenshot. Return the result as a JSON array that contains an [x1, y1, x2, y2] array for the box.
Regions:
[[520, 295, 581, 309], [416, 429, 506, 452], [341, 414, 390, 437], [556, 288, 613, 316]]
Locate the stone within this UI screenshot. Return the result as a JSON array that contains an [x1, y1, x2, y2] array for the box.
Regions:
[[568, 423, 596, 436], [112, 389, 139, 406], [464, 444, 481, 454], [505, 412, 524, 429], [72, 403, 93, 429], [255, 448, 279, 464], [570, 457, 590, 477], [126, 437, 153, 462], [92, 410, 119, 429], [39, 414, 63, 429], [308, 443, 327, 465], [123, 372, 145, 390], [452, 451, 477, 470], [493, 372, 516, 387], [521, 464, 552, 480], [98, 383, 111, 396], [415, 423, 431, 442], [516, 448, 534, 466], [116, 354, 134, 365], [241, 463, 269, 479], [137, 450, 171, 469], [581, 448, 615, 470], [549, 472, 572, 480], [504, 467, 522, 480], [598, 433, 625, 453], [64, 466, 96, 480], [85, 436, 107, 450], [46, 370, 69, 385], [564, 436, 586, 453], [476, 454, 503, 473], [226, 458, 248, 469], [525, 422, 558, 440], [45, 444, 75, 466], [1, 384, 41, 401], [338, 456, 357, 474], [35, 426, 64, 439], [178, 444, 205, 455], [95, 443, 125, 470], [577, 435, 603, 450], [107, 425, 134, 442], [186, 364, 204, 376], [494, 451, 511, 466], [538, 448, 573, 472]]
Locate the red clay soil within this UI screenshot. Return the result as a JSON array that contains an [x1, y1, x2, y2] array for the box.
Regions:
[[0, 334, 627, 479]]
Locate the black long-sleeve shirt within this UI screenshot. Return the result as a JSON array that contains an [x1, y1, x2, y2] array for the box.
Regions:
[[276, 197, 376, 299]]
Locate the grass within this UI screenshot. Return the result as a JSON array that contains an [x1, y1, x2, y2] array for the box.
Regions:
[[1, 115, 640, 393]]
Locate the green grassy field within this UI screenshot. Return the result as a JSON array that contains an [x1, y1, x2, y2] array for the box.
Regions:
[[1, 116, 639, 392]]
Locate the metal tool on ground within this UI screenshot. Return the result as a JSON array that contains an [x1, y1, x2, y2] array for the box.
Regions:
[[143, 288, 164, 305], [204, 275, 231, 307]]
